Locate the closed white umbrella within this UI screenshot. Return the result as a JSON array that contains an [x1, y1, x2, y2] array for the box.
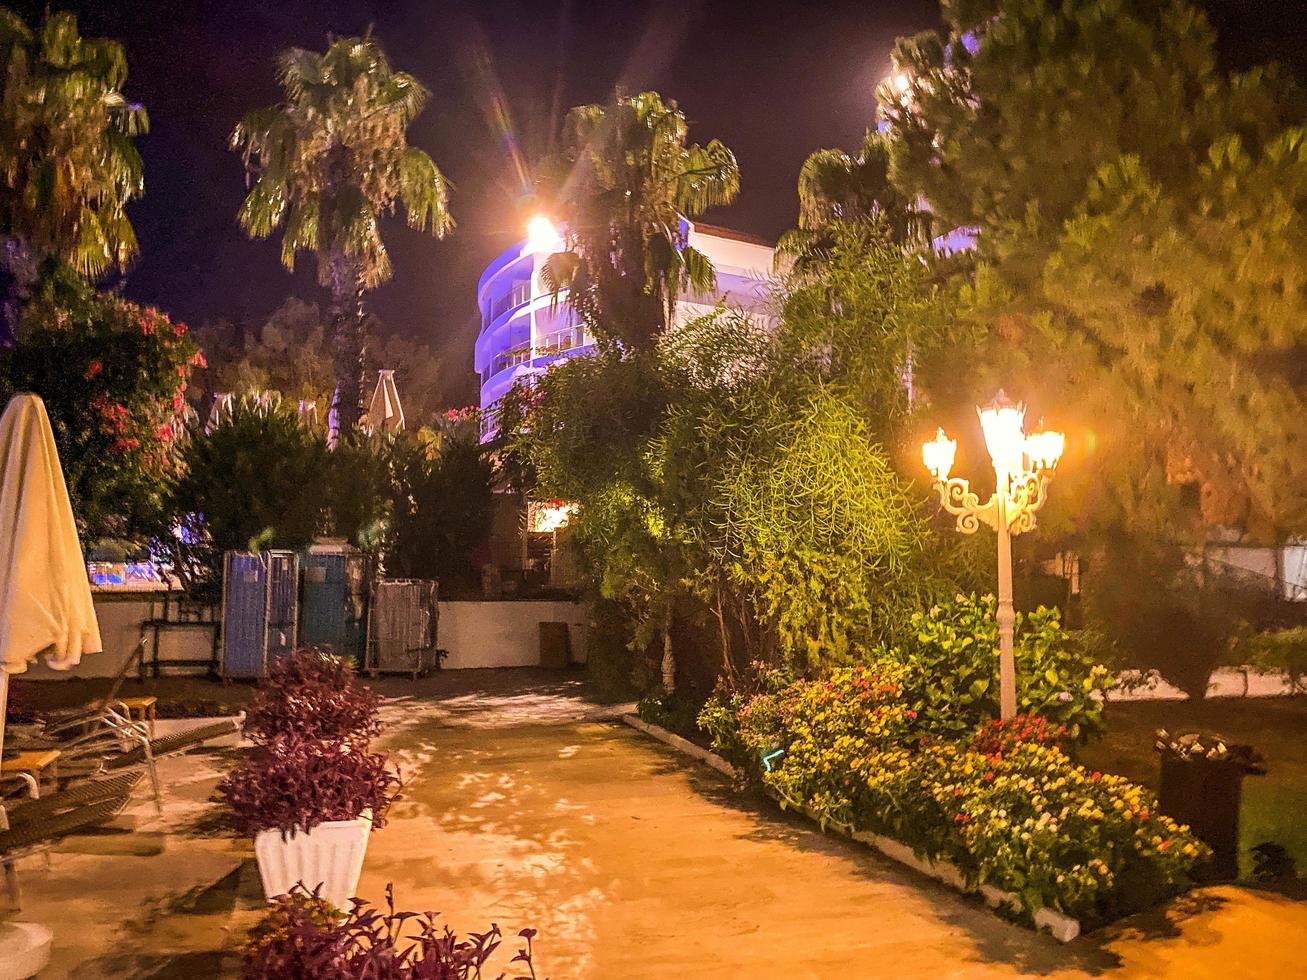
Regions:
[[0, 393, 101, 766], [0, 394, 100, 977], [366, 369, 405, 434]]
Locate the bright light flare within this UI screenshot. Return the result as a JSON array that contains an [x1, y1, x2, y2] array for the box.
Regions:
[[1025, 429, 1065, 471], [922, 427, 958, 482], [978, 391, 1026, 475], [525, 214, 563, 254]]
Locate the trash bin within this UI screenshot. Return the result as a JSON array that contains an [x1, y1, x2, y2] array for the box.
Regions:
[[539, 621, 571, 669], [1155, 729, 1266, 881]]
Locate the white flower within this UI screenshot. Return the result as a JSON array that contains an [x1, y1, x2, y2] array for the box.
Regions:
[[1057, 691, 1074, 702]]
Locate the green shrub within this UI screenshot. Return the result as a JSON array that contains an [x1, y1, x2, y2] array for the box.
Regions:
[[1234, 627, 1307, 693], [161, 399, 328, 597], [876, 593, 1113, 742]]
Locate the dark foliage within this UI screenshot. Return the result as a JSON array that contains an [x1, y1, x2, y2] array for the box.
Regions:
[[387, 433, 495, 597], [241, 884, 539, 980], [160, 401, 328, 598], [244, 649, 382, 747], [219, 735, 401, 838]]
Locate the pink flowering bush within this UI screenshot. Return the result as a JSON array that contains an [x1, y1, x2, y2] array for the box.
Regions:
[[0, 268, 202, 538]]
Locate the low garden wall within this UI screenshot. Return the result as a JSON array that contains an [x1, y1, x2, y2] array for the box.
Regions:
[[19, 595, 592, 679], [437, 600, 590, 669]]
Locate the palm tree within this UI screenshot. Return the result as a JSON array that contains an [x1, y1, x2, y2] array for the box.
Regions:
[[778, 128, 929, 273], [0, 8, 147, 334], [231, 35, 453, 435], [538, 92, 740, 350]]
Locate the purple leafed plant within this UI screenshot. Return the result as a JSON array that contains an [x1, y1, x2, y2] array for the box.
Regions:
[[244, 648, 383, 746], [241, 884, 540, 980], [219, 736, 402, 838]]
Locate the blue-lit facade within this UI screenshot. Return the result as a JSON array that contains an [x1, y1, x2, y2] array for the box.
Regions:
[[474, 218, 777, 439]]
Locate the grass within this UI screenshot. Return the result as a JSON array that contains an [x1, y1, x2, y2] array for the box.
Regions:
[[1080, 695, 1307, 880]]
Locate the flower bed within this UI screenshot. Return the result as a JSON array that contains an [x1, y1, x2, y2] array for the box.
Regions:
[[700, 665, 1210, 928]]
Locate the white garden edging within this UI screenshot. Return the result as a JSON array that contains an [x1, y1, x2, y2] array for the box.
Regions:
[[621, 713, 1081, 943], [254, 810, 372, 909]]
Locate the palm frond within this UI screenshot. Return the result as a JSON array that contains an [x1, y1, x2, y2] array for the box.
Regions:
[[280, 198, 319, 270], [237, 177, 290, 239], [398, 147, 453, 237]]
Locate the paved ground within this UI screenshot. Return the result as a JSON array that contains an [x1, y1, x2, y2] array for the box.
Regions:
[[8, 669, 1307, 978]]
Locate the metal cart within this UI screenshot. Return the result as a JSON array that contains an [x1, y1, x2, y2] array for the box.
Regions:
[[300, 543, 371, 664], [220, 550, 299, 679], [366, 578, 438, 678]]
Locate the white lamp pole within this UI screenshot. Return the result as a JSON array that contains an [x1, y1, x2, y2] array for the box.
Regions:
[[922, 391, 1064, 720]]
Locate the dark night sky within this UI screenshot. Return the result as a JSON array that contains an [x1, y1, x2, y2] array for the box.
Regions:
[[11, 1, 1307, 403]]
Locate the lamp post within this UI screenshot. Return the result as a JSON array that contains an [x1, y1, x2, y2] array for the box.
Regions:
[[922, 391, 1064, 720]]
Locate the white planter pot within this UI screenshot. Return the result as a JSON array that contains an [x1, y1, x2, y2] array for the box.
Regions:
[[254, 810, 372, 909]]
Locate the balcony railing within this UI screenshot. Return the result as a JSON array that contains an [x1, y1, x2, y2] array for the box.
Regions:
[[481, 324, 592, 384], [483, 279, 532, 328]]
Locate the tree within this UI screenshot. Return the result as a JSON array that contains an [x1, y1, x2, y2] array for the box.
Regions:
[[231, 35, 453, 435], [879, 0, 1307, 695], [538, 92, 740, 349], [778, 129, 929, 273], [0, 7, 147, 332], [519, 288, 941, 694], [192, 298, 446, 427]]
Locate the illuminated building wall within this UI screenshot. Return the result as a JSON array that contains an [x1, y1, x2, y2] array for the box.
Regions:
[[474, 217, 776, 439]]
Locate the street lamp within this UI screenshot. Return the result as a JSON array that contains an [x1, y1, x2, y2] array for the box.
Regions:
[[921, 391, 1064, 720]]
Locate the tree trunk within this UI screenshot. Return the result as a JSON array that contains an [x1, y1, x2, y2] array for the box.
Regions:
[[661, 611, 676, 696], [0, 236, 38, 347], [328, 258, 367, 443]]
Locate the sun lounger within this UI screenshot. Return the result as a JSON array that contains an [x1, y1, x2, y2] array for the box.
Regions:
[[1, 772, 143, 909]]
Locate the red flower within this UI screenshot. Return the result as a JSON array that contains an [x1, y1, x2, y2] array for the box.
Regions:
[[113, 437, 141, 452], [189, 350, 207, 368], [139, 314, 156, 335], [156, 422, 174, 442], [173, 321, 189, 337], [83, 359, 103, 380]]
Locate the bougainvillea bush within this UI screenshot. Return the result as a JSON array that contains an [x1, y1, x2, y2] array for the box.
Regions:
[[699, 663, 1209, 924], [241, 885, 538, 980], [876, 593, 1114, 741], [219, 736, 401, 838], [244, 649, 382, 747], [0, 269, 203, 539]]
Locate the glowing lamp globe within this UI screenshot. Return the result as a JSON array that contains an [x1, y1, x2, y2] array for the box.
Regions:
[[525, 215, 562, 255], [922, 428, 957, 482], [1025, 429, 1065, 471], [978, 391, 1026, 474]]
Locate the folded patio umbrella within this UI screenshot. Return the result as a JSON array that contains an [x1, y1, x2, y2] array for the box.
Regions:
[[0, 394, 102, 765], [367, 369, 405, 434]]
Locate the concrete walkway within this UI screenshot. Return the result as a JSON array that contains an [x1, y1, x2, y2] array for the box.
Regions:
[[10, 669, 1307, 978]]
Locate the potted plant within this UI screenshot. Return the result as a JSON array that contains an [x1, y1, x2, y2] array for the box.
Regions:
[[219, 648, 399, 909], [243, 648, 382, 746], [220, 735, 401, 909], [240, 884, 540, 979]]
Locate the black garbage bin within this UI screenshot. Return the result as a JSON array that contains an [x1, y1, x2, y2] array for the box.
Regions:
[[1155, 730, 1265, 881]]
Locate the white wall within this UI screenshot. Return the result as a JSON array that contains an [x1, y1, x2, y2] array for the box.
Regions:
[[20, 594, 214, 680], [437, 600, 589, 669], [19, 596, 591, 679]]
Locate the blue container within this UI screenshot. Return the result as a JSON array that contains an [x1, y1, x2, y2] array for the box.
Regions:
[[221, 550, 299, 679], [300, 547, 369, 662]]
